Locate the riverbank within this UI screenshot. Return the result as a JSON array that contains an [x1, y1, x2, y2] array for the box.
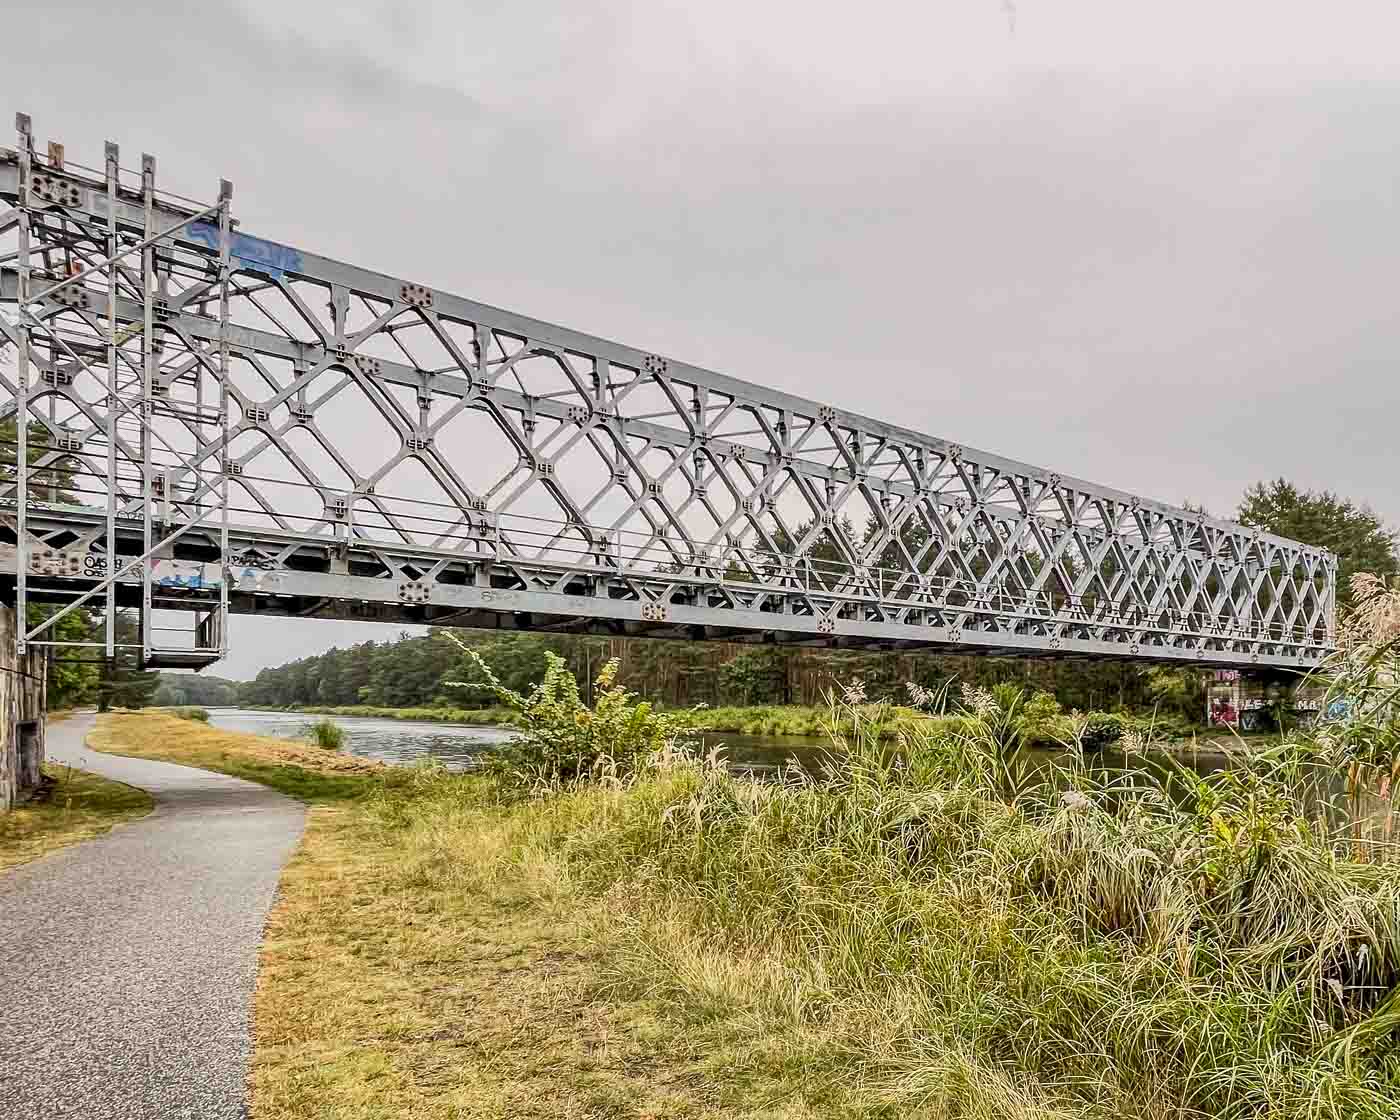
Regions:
[[245, 701, 859, 736], [90, 713, 389, 802], [0, 763, 153, 871], [249, 700, 883, 737], [240, 700, 951, 746], [243, 700, 1214, 749], [244, 700, 907, 738], [245, 703, 522, 727], [93, 708, 1400, 1118]]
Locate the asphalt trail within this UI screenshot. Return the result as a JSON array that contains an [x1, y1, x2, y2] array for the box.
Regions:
[[0, 714, 306, 1117]]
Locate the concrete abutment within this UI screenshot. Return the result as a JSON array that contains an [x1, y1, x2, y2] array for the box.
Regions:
[[0, 604, 47, 809]]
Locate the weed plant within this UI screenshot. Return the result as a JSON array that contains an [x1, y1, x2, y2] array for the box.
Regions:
[[304, 717, 346, 751]]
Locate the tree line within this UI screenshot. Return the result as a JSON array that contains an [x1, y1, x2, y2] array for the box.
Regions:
[[236, 626, 1209, 718]]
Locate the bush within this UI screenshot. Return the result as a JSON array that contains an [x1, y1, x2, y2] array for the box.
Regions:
[[1133, 710, 1197, 741], [1018, 690, 1064, 745], [167, 706, 209, 722], [1079, 710, 1128, 751], [444, 643, 695, 786], [1057, 710, 1196, 752], [303, 718, 345, 751]]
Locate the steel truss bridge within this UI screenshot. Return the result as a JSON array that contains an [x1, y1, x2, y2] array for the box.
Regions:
[[0, 113, 1335, 672]]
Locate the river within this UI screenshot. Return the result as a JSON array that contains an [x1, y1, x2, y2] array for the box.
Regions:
[[203, 707, 1240, 783], [205, 707, 833, 775]]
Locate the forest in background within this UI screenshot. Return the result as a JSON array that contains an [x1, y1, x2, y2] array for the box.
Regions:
[[231, 627, 1205, 718]]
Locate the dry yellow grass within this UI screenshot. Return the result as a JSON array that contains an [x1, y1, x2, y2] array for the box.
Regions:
[[0, 763, 153, 871], [245, 798, 1074, 1120], [92, 713, 809, 1117], [92, 711, 383, 775], [90, 712, 386, 802], [88, 713, 1085, 1119], [250, 804, 810, 1120]]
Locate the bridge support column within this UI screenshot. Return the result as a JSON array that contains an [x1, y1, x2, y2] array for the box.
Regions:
[[1205, 667, 1319, 733], [0, 604, 47, 811]]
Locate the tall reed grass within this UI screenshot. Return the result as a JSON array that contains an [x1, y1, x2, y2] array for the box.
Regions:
[[364, 579, 1400, 1118]]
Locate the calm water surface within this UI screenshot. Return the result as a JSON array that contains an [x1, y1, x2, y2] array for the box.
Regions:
[[206, 707, 833, 773], [208, 709, 515, 768], [205, 708, 1241, 783]]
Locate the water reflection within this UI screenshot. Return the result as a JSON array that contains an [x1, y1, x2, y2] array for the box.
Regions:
[[207, 708, 840, 773], [204, 709, 1231, 784], [207, 708, 516, 768]]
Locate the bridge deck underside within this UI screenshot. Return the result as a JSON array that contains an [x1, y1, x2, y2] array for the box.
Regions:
[[0, 576, 1326, 667], [7, 506, 1328, 669], [0, 141, 1336, 671]]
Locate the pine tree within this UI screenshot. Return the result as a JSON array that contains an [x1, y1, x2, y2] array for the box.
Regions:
[[1239, 479, 1398, 608]]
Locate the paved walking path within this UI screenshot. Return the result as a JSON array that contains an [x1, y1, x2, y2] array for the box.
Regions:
[[0, 714, 306, 1118]]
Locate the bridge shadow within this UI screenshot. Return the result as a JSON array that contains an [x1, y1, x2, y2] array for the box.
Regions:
[[144, 779, 303, 815]]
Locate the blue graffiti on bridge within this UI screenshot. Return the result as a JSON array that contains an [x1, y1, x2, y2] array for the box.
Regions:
[[186, 222, 304, 279], [150, 559, 222, 591]]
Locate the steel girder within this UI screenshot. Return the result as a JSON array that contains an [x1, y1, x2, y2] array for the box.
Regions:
[[0, 124, 1336, 670]]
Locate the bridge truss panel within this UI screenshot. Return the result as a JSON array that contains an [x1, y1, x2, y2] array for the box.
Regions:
[[0, 116, 1336, 670]]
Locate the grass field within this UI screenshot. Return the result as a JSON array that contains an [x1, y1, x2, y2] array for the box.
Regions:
[[249, 704, 522, 728], [252, 801, 819, 1119], [89, 712, 387, 803], [96, 712, 816, 1118], [0, 763, 153, 871], [91, 695, 1400, 1119]]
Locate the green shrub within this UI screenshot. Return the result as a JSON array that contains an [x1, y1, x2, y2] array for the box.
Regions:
[[303, 717, 345, 751], [445, 643, 695, 786], [167, 706, 209, 722], [1129, 710, 1197, 742], [1079, 710, 1127, 751], [1017, 690, 1065, 746]]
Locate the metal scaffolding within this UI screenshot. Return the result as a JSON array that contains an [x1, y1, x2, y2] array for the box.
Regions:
[[0, 114, 1337, 671], [1, 113, 232, 667]]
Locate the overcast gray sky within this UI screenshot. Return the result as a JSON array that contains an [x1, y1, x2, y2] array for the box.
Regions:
[[6, 1, 1398, 678]]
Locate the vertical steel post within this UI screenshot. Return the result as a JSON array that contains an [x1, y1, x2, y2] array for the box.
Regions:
[[1325, 554, 1337, 649], [140, 153, 156, 663], [14, 113, 33, 655], [216, 178, 233, 656], [104, 141, 119, 657]]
